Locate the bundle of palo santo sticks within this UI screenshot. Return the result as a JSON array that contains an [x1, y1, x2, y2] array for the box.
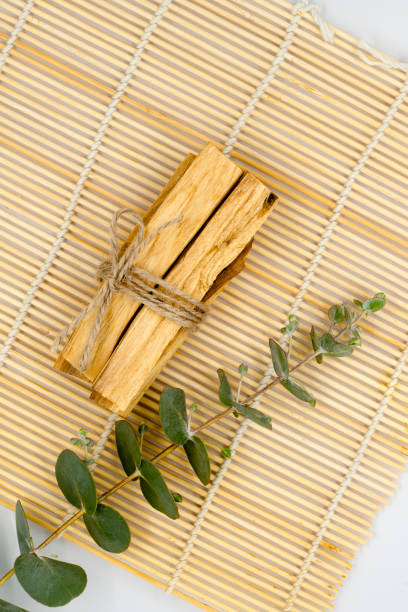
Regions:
[[54, 143, 277, 416]]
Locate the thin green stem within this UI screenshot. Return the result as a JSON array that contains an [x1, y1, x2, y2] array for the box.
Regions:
[[0, 312, 367, 589], [244, 314, 363, 406], [0, 439, 204, 587], [0, 509, 84, 587], [0, 568, 15, 588], [287, 334, 293, 362], [236, 377, 243, 403], [36, 510, 83, 552]]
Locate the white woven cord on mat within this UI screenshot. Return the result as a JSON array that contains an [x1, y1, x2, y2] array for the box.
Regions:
[[166, 0, 333, 593], [167, 27, 408, 599], [0, 0, 172, 476], [282, 46, 408, 611], [283, 349, 408, 610], [60, 0, 330, 525], [223, 1, 333, 155], [0, 0, 34, 74], [0, 0, 172, 373]]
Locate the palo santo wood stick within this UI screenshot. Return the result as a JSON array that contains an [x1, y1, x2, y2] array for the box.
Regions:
[[91, 173, 275, 415], [54, 143, 242, 381], [91, 241, 255, 416]]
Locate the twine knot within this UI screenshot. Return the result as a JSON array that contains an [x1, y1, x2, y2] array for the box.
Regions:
[[52, 208, 207, 371], [293, 1, 334, 43]]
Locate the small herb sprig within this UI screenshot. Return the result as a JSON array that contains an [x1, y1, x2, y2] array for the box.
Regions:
[[0, 293, 386, 610]]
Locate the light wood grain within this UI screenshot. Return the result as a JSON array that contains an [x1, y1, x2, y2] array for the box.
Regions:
[[54, 143, 241, 380], [53, 151, 195, 376], [91, 173, 272, 414]]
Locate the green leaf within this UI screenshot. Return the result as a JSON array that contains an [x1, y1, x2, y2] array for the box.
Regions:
[[281, 315, 298, 335], [343, 304, 353, 325], [288, 315, 298, 332], [310, 326, 323, 364], [139, 460, 179, 519], [70, 437, 84, 447], [348, 326, 362, 346], [319, 333, 353, 357], [159, 388, 189, 445], [281, 378, 316, 407], [83, 504, 130, 553], [115, 420, 141, 477], [55, 450, 97, 516], [286, 315, 298, 334], [353, 299, 363, 308], [328, 304, 344, 323], [217, 369, 233, 406], [232, 401, 272, 429], [14, 553, 86, 607], [138, 422, 147, 437], [0, 599, 30, 611], [269, 339, 289, 378], [363, 292, 386, 313], [221, 447, 231, 458], [172, 492, 183, 503], [238, 363, 248, 377], [15, 501, 33, 555], [183, 436, 211, 485]]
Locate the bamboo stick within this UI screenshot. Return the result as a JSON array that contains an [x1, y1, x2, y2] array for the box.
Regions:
[[54, 143, 242, 380], [3, 2, 408, 608], [92, 173, 273, 414]]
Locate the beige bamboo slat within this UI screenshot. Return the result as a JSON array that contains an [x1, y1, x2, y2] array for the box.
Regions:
[[1, 0, 408, 610]]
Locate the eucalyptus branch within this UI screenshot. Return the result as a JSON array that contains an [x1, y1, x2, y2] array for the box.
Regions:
[[0, 340, 322, 588], [0, 292, 386, 609], [247, 309, 365, 404], [0, 409, 229, 590], [0, 349, 305, 590]]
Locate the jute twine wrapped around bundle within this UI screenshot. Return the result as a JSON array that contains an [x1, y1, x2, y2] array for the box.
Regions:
[[52, 208, 207, 371]]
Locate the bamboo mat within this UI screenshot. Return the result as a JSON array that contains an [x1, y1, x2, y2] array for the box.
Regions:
[[1, 1, 408, 610]]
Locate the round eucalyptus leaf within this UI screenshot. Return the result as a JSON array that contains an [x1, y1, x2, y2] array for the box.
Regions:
[[14, 553, 86, 607], [159, 388, 189, 445], [15, 501, 32, 555], [183, 436, 211, 485], [83, 504, 130, 553], [115, 420, 141, 476], [55, 450, 97, 516], [139, 460, 178, 519], [0, 598, 30, 611]]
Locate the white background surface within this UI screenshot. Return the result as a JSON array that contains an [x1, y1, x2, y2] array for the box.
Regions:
[[1, 1, 408, 610]]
